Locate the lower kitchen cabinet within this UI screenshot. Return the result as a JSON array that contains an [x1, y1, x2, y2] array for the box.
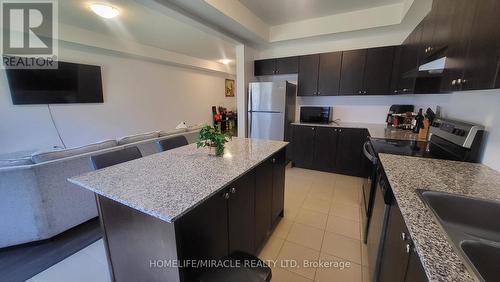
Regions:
[[312, 126, 339, 172], [291, 125, 369, 177], [378, 201, 428, 282], [291, 125, 315, 168], [271, 149, 286, 223], [228, 171, 256, 255], [176, 150, 286, 281]]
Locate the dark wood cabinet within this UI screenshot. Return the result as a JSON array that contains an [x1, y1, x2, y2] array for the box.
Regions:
[[377, 198, 428, 282], [291, 125, 315, 167], [228, 171, 256, 255], [394, 25, 421, 94], [254, 57, 298, 76], [176, 189, 229, 281], [318, 52, 342, 96], [440, 0, 475, 92], [271, 149, 286, 223], [298, 55, 320, 96], [254, 158, 273, 250], [292, 125, 369, 177], [254, 59, 276, 76], [339, 49, 367, 95], [405, 247, 428, 282], [461, 0, 500, 91], [364, 46, 396, 95], [379, 203, 411, 282], [312, 127, 339, 172]]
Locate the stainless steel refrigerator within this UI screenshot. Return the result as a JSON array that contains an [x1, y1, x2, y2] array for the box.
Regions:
[[247, 81, 296, 141]]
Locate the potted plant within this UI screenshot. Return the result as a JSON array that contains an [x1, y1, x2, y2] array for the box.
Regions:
[[196, 125, 232, 156]]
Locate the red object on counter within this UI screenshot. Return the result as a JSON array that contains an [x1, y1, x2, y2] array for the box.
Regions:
[[392, 116, 398, 128]]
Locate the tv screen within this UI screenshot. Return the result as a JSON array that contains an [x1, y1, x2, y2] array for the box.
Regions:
[[6, 60, 103, 105]]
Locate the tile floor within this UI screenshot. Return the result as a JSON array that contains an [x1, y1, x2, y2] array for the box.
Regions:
[[26, 166, 368, 282], [258, 167, 369, 282]]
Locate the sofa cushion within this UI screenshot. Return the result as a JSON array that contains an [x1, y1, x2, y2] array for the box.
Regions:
[[31, 140, 118, 164], [117, 131, 160, 145], [159, 128, 187, 137], [187, 124, 206, 131], [0, 157, 33, 167]]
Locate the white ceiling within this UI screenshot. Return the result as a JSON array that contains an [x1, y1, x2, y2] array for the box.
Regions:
[[238, 0, 403, 25], [57, 0, 237, 62]]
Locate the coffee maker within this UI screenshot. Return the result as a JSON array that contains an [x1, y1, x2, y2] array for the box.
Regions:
[[386, 105, 415, 128]]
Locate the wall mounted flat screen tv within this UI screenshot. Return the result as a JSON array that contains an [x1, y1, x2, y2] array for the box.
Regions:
[[6, 60, 103, 105]]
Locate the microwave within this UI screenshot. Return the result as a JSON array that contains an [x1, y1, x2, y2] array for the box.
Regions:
[[300, 107, 333, 124]]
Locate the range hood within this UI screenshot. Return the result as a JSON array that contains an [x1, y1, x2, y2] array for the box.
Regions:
[[418, 56, 446, 74]]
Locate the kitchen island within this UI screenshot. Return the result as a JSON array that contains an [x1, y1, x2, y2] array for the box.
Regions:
[[69, 138, 288, 282]]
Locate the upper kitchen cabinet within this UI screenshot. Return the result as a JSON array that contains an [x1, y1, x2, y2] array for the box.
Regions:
[[394, 25, 421, 94], [460, 0, 500, 91], [339, 49, 367, 95], [317, 52, 342, 96], [254, 57, 298, 76], [363, 46, 396, 95], [298, 54, 320, 96]]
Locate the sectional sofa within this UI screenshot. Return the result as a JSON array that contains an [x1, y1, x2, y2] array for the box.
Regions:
[[0, 126, 203, 248]]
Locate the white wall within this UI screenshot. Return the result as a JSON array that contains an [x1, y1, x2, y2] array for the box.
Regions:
[[0, 45, 236, 154]]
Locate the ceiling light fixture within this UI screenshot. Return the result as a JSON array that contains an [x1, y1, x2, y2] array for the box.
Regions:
[[220, 59, 231, 65], [90, 3, 119, 19]]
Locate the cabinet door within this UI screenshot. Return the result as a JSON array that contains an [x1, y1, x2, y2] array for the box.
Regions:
[[335, 128, 368, 176], [312, 127, 338, 172], [440, 0, 476, 92], [292, 126, 315, 168], [405, 248, 428, 282], [461, 0, 500, 91], [318, 52, 342, 96], [397, 25, 421, 94], [276, 56, 299, 74], [175, 190, 229, 281], [378, 204, 410, 282], [255, 159, 273, 251], [228, 171, 256, 255], [254, 59, 276, 76], [339, 49, 367, 95], [298, 54, 320, 96], [431, 0, 455, 52], [418, 14, 436, 60], [363, 46, 395, 95], [271, 149, 286, 223]]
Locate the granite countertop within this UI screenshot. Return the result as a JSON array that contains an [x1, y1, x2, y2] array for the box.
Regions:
[[69, 138, 288, 223], [291, 122, 426, 141], [379, 153, 500, 282]]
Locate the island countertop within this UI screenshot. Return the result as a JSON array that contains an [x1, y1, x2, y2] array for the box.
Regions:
[[69, 138, 288, 223]]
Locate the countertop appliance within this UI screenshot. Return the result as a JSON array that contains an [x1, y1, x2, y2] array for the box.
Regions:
[[386, 105, 414, 127], [247, 81, 296, 141], [363, 118, 485, 282], [299, 106, 333, 124]]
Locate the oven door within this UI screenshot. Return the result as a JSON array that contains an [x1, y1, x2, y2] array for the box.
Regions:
[[362, 140, 378, 243]]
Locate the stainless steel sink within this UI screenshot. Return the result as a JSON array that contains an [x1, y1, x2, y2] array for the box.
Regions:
[[418, 190, 500, 282]]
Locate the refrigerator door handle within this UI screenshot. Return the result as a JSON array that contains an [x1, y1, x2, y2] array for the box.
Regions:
[[248, 84, 253, 112], [248, 112, 252, 138]]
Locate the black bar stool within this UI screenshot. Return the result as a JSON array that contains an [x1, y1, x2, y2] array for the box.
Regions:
[[91, 146, 142, 170], [156, 135, 188, 152]]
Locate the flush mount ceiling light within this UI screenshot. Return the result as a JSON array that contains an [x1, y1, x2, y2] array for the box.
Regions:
[[220, 59, 231, 65], [90, 3, 119, 19]]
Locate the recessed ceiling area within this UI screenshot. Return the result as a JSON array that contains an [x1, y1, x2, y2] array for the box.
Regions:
[[239, 0, 403, 25], [57, 0, 237, 63]]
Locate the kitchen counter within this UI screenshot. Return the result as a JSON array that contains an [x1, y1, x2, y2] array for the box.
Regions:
[[69, 137, 288, 223], [379, 153, 500, 282], [291, 122, 426, 141]]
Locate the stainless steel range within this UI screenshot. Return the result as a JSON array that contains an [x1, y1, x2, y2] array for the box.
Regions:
[[362, 118, 485, 282]]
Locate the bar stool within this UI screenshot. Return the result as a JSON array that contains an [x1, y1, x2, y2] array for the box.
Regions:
[[91, 146, 142, 170], [156, 135, 188, 152]]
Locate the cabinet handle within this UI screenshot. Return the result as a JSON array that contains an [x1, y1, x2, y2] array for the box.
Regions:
[[405, 244, 411, 253], [451, 79, 457, 86], [401, 232, 407, 241], [358, 90, 362, 94], [363, 90, 367, 95], [311, 127, 315, 131], [339, 129, 342, 133], [223, 192, 230, 199], [317, 91, 321, 95], [271, 158, 276, 164], [230, 187, 236, 194]]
